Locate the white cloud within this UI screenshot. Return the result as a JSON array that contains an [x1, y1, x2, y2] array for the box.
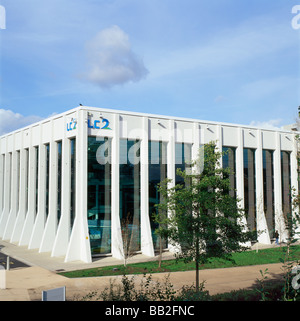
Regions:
[[249, 119, 283, 130], [0, 109, 43, 136], [79, 25, 149, 88]]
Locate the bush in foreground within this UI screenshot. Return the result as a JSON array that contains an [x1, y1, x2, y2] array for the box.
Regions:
[[74, 272, 299, 302]]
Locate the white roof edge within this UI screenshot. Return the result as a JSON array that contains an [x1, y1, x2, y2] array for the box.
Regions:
[[80, 105, 300, 134], [0, 106, 82, 139], [0, 105, 299, 139]]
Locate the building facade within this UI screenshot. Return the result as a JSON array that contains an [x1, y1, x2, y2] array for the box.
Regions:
[[0, 106, 299, 263]]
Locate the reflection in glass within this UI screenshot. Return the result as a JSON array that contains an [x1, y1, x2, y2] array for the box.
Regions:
[[45, 144, 50, 220], [57, 141, 62, 226], [35, 146, 39, 217], [281, 151, 291, 228], [8, 153, 12, 211], [87, 136, 111, 256], [120, 139, 141, 252], [244, 148, 256, 234], [1, 154, 4, 213], [149, 141, 167, 250], [16, 151, 20, 214], [25, 149, 29, 214], [263, 150, 274, 238], [70, 138, 76, 231], [175, 143, 192, 186], [223, 147, 236, 197]]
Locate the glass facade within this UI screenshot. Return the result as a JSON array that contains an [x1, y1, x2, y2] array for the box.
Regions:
[[175, 143, 192, 185], [87, 136, 112, 256], [8, 153, 12, 211], [0, 112, 298, 263], [263, 150, 275, 238], [35, 146, 39, 217], [281, 151, 291, 224], [149, 141, 168, 250], [120, 139, 141, 252], [25, 148, 29, 214], [57, 141, 62, 227], [70, 138, 76, 231], [1, 154, 4, 213], [244, 148, 256, 234], [16, 151, 20, 214], [222, 146, 236, 197], [45, 144, 50, 220]]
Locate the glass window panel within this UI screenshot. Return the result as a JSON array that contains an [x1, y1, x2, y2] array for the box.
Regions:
[[25, 149, 29, 214], [281, 151, 291, 225], [70, 138, 76, 231], [244, 148, 256, 235], [57, 142, 62, 226], [16, 151, 20, 214], [1, 154, 5, 213], [35, 146, 39, 217], [87, 136, 112, 256], [120, 139, 141, 252], [149, 141, 168, 250], [263, 150, 275, 238], [175, 143, 192, 186], [222, 147, 236, 198]]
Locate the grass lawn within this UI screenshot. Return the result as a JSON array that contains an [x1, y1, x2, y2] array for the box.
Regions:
[[59, 245, 300, 279]]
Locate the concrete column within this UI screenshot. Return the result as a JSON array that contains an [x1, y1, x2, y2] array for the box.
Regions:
[[140, 117, 155, 256], [216, 124, 223, 168], [111, 113, 123, 260], [256, 130, 270, 244], [0, 154, 4, 219], [29, 127, 47, 249], [65, 109, 91, 263], [167, 119, 176, 253], [39, 135, 58, 253], [52, 117, 71, 257], [274, 132, 288, 242], [235, 128, 250, 246], [0, 148, 11, 238], [19, 142, 37, 246], [192, 122, 200, 163], [11, 148, 28, 243], [3, 148, 19, 240], [291, 134, 300, 238]]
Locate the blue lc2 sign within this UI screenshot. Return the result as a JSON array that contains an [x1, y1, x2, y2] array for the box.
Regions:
[[88, 117, 112, 130], [67, 119, 77, 131]]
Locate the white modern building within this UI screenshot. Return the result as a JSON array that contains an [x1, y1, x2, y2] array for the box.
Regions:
[[0, 106, 299, 263]]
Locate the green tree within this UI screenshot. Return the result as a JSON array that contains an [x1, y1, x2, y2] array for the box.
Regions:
[[155, 141, 254, 291]]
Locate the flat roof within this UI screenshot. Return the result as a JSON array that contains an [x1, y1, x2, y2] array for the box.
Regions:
[[0, 105, 298, 139]]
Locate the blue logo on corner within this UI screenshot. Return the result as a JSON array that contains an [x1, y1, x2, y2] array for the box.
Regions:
[[67, 119, 77, 131], [88, 117, 112, 130]]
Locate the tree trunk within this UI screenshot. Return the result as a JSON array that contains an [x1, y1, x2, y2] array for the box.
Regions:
[[196, 260, 199, 292], [158, 237, 162, 268], [195, 236, 200, 292]]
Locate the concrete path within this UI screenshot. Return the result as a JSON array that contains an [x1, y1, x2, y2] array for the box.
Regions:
[[0, 240, 288, 301]]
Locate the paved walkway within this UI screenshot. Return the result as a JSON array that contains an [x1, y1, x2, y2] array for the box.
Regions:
[[0, 240, 288, 301]]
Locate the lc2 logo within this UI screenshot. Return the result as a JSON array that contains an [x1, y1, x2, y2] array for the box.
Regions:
[[292, 5, 300, 30], [88, 118, 112, 130], [67, 119, 77, 131]]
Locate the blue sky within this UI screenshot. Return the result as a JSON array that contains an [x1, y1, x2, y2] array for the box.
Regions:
[[0, 0, 299, 134]]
